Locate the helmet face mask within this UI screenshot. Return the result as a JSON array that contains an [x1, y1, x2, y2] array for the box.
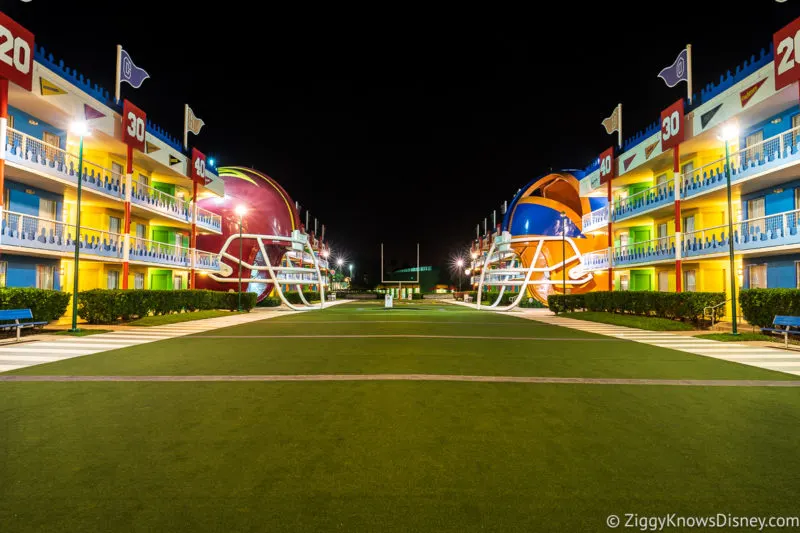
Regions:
[[474, 173, 610, 307], [195, 167, 327, 307]]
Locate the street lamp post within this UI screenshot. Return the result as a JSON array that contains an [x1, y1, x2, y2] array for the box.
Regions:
[[235, 205, 247, 312], [69, 121, 90, 332], [349, 264, 354, 286], [560, 211, 567, 296], [456, 258, 464, 291], [721, 124, 740, 335]]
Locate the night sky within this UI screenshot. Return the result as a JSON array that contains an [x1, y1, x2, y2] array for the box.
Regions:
[[7, 2, 800, 285]]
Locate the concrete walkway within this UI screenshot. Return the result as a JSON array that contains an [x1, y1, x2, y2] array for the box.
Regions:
[[514, 309, 800, 377], [0, 301, 351, 373]]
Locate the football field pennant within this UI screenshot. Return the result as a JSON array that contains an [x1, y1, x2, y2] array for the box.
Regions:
[[644, 141, 659, 159], [700, 103, 723, 129], [601, 104, 622, 148], [83, 103, 106, 121], [169, 154, 181, 166], [40, 78, 67, 96], [145, 141, 161, 154], [623, 154, 637, 171], [658, 45, 693, 103], [183, 104, 205, 149], [116, 46, 150, 101], [740, 78, 767, 108]]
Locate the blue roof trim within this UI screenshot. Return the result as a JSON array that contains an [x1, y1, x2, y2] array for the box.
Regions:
[[146, 120, 184, 153], [580, 43, 775, 170], [35, 45, 187, 154], [688, 43, 774, 111], [35, 45, 118, 110]]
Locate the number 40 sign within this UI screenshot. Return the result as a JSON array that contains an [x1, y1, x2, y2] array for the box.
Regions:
[[775, 16, 800, 91]]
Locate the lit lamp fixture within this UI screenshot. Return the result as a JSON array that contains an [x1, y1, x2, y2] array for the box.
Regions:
[[234, 205, 247, 311], [456, 258, 464, 291], [719, 123, 740, 335], [69, 120, 91, 332]]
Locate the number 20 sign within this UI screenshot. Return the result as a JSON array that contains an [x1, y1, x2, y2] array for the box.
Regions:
[[660, 99, 684, 151], [774, 16, 800, 91], [0, 12, 34, 92], [122, 100, 146, 152]]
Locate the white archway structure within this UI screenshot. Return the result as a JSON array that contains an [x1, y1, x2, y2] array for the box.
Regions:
[[474, 231, 593, 311], [207, 230, 327, 311]]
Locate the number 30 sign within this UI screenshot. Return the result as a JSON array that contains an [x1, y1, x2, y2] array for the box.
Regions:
[[0, 12, 34, 92], [775, 16, 800, 91], [660, 99, 684, 151], [122, 99, 146, 152]]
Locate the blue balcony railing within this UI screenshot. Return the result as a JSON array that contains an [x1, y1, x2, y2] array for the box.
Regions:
[[613, 181, 675, 222], [613, 236, 676, 267]]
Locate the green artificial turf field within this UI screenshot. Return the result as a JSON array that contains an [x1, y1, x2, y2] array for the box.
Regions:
[[2, 300, 799, 532]]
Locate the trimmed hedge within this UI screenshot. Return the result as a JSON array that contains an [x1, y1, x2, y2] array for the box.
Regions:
[[740, 289, 800, 328], [0, 288, 70, 322], [548, 291, 726, 324], [77, 289, 256, 324], [256, 297, 281, 307]]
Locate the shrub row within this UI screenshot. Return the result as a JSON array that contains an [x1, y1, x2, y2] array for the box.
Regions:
[[548, 291, 726, 323], [77, 289, 256, 324], [0, 288, 71, 322], [740, 289, 800, 328]]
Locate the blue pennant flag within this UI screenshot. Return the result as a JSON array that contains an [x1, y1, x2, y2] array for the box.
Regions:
[[119, 48, 150, 89], [658, 48, 689, 88]]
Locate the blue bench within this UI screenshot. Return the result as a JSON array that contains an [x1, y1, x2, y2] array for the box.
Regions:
[[762, 315, 800, 347], [0, 309, 48, 340]]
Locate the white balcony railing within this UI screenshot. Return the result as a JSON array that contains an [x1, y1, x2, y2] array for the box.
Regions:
[[131, 181, 190, 221], [6, 127, 221, 232], [582, 206, 609, 232], [682, 123, 800, 195], [196, 205, 222, 232], [6, 127, 125, 199], [193, 249, 221, 270], [581, 249, 610, 270], [129, 236, 189, 267], [1, 210, 221, 271], [2, 210, 124, 259]]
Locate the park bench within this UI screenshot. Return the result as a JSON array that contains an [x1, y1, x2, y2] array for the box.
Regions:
[[762, 315, 800, 348], [463, 295, 473, 303], [0, 309, 47, 341]]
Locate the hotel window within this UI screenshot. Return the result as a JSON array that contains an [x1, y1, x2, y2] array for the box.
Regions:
[[681, 161, 694, 179], [134, 272, 145, 290], [111, 162, 124, 179], [42, 131, 60, 162], [0, 261, 6, 288], [107, 270, 120, 289], [658, 271, 669, 292], [619, 275, 630, 291], [4, 188, 10, 213], [109, 216, 122, 235], [683, 214, 695, 234], [172, 276, 183, 290], [7, 114, 13, 129], [750, 264, 767, 289], [36, 264, 55, 290], [656, 173, 668, 196], [39, 198, 57, 220], [657, 223, 668, 247], [683, 270, 697, 292], [136, 224, 146, 240], [745, 130, 764, 163], [793, 114, 800, 144], [747, 197, 766, 234]]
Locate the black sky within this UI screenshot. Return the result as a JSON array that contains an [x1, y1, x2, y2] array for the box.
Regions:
[[6, 1, 800, 285]]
